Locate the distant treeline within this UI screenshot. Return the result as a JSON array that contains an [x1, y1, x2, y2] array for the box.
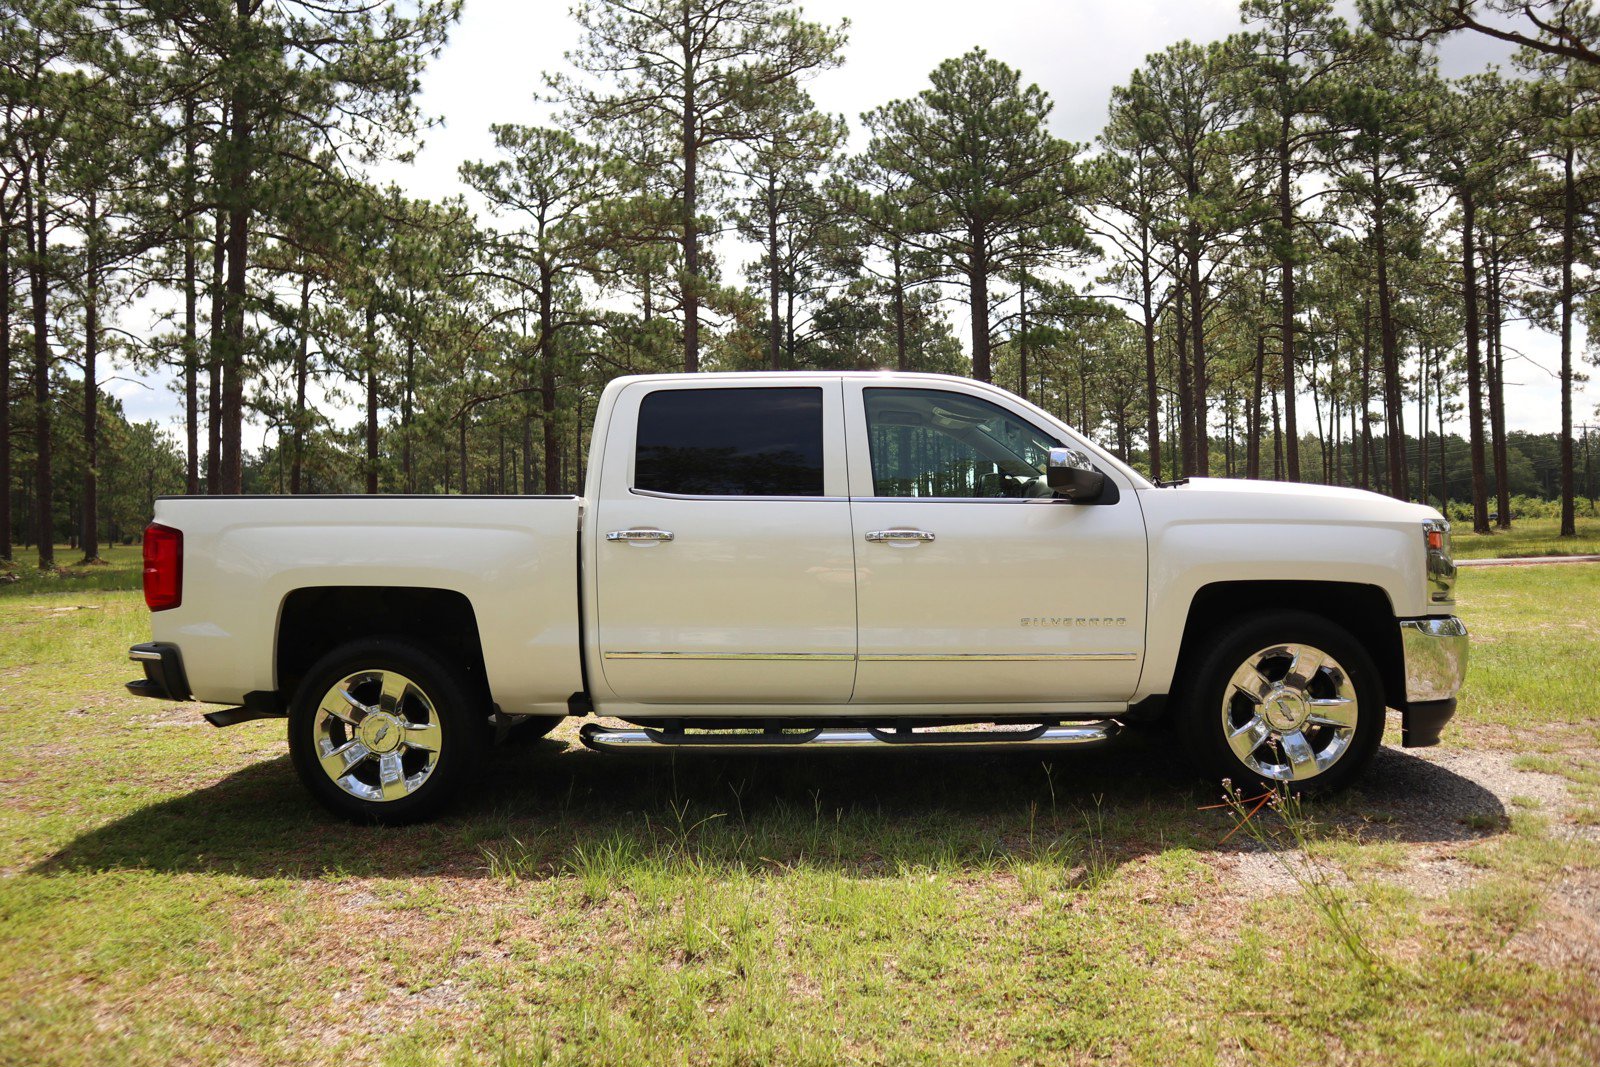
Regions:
[[3, 0, 1599, 568]]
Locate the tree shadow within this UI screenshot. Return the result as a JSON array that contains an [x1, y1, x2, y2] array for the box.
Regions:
[[32, 732, 1507, 881]]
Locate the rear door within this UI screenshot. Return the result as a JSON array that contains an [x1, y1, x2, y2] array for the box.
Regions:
[[591, 378, 857, 704]]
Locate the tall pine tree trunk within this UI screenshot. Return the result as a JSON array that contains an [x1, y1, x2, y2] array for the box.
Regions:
[[1559, 143, 1576, 536], [540, 266, 559, 494], [182, 103, 200, 494], [1175, 302, 1191, 476], [892, 247, 907, 372], [1187, 238, 1208, 475], [219, 31, 254, 496], [1141, 246, 1160, 482], [290, 271, 310, 494], [1436, 363, 1448, 510], [1360, 294, 1372, 491], [25, 156, 52, 568], [1373, 186, 1407, 501], [1417, 351, 1428, 503], [680, 44, 700, 374], [969, 236, 992, 382], [364, 300, 378, 494], [767, 178, 781, 371], [1331, 385, 1342, 487], [1248, 333, 1263, 479], [207, 209, 224, 492], [1278, 125, 1300, 482], [1017, 279, 1029, 398], [1461, 189, 1490, 532], [81, 191, 100, 562], [521, 411, 533, 496], [220, 131, 249, 493], [402, 337, 415, 494], [1271, 389, 1282, 479], [1, 190, 13, 560], [1487, 239, 1510, 527]]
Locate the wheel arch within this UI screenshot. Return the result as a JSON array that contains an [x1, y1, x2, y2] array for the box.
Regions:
[[275, 586, 491, 709], [1168, 581, 1403, 712]]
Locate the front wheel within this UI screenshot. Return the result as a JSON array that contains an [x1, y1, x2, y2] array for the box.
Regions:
[[1178, 610, 1385, 796], [288, 637, 488, 824]]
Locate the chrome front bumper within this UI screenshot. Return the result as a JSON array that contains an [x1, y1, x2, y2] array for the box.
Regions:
[[1398, 616, 1469, 703]]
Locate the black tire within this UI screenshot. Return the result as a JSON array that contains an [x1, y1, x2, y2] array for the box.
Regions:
[[1177, 609, 1385, 797], [288, 637, 488, 824]]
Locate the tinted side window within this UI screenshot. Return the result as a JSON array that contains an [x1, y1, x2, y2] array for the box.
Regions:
[[635, 387, 825, 496], [864, 388, 1060, 498]]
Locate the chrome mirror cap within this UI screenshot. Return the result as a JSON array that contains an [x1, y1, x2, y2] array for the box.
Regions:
[[1046, 448, 1106, 502]]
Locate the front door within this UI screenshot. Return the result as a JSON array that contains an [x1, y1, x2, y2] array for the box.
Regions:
[[844, 382, 1147, 705], [592, 379, 857, 704]]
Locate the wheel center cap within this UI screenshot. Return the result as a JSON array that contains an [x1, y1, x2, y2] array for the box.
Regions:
[[1263, 688, 1309, 732], [359, 713, 404, 754]]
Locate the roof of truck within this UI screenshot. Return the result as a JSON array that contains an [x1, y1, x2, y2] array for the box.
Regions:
[[602, 370, 986, 386]]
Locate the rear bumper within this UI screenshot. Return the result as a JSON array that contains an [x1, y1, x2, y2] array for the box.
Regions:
[[1397, 617, 1468, 748], [126, 642, 191, 702], [126, 643, 283, 727]]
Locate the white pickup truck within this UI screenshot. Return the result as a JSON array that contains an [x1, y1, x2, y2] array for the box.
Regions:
[[127, 372, 1467, 822]]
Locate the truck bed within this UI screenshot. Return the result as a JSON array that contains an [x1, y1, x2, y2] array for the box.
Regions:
[[148, 495, 585, 715]]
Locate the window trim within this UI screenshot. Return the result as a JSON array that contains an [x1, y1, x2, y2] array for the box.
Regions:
[[628, 487, 848, 503]]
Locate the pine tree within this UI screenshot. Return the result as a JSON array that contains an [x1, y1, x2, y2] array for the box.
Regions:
[[1110, 40, 1257, 475], [866, 49, 1084, 384], [729, 85, 844, 371], [464, 126, 619, 492], [554, 0, 845, 373], [1239, 0, 1355, 483]]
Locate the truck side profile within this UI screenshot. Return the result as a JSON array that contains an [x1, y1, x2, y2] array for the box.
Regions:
[[126, 372, 1468, 822]]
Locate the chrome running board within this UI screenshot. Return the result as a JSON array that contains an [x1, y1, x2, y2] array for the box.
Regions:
[[578, 721, 1119, 754]]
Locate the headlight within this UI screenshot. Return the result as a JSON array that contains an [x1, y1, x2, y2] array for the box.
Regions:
[[1423, 519, 1456, 604]]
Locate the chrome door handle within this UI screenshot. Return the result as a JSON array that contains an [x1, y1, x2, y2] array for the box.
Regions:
[[606, 528, 675, 543], [865, 528, 935, 544]]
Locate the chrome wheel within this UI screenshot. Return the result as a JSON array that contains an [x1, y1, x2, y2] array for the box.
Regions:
[[312, 670, 442, 802], [1220, 642, 1359, 783]]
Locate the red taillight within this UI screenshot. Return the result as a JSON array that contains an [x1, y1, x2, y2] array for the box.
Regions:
[[143, 523, 182, 611]]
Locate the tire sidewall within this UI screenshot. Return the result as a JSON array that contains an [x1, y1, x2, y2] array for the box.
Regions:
[[288, 637, 487, 824], [1180, 610, 1386, 796]]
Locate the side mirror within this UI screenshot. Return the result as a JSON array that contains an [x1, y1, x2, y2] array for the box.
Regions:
[[1047, 447, 1106, 503]]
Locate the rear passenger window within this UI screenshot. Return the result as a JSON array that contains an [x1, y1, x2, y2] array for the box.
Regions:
[[634, 387, 825, 497]]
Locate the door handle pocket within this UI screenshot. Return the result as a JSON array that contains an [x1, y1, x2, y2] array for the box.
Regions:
[[606, 528, 675, 544], [865, 528, 935, 545]]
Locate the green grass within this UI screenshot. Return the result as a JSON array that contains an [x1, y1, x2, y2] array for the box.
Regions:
[[1452, 516, 1600, 560], [1449, 563, 1600, 738], [1, 543, 145, 598], [3, 567, 1600, 1064]]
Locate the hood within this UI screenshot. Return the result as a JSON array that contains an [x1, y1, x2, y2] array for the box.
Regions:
[[1143, 477, 1443, 527]]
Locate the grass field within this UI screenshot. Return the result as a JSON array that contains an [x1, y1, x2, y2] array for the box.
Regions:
[[3, 546, 1600, 1064], [1453, 517, 1600, 560]]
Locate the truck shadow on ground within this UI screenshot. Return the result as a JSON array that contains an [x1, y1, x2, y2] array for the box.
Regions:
[[34, 730, 1507, 881]]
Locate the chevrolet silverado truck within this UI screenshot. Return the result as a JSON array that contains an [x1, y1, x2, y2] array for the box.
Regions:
[[126, 372, 1468, 822]]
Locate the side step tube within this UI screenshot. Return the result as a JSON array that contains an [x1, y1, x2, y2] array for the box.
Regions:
[[579, 721, 1119, 754]]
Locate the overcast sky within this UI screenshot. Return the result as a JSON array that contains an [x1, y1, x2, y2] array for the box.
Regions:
[[111, 0, 1594, 448]]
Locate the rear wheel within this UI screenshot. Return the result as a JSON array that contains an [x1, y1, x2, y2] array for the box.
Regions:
[[288, 637, 487, 824], [1178, 610, 1385, 796]]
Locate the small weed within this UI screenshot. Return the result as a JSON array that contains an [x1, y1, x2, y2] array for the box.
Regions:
[[1217, 781, 1401, 983]]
